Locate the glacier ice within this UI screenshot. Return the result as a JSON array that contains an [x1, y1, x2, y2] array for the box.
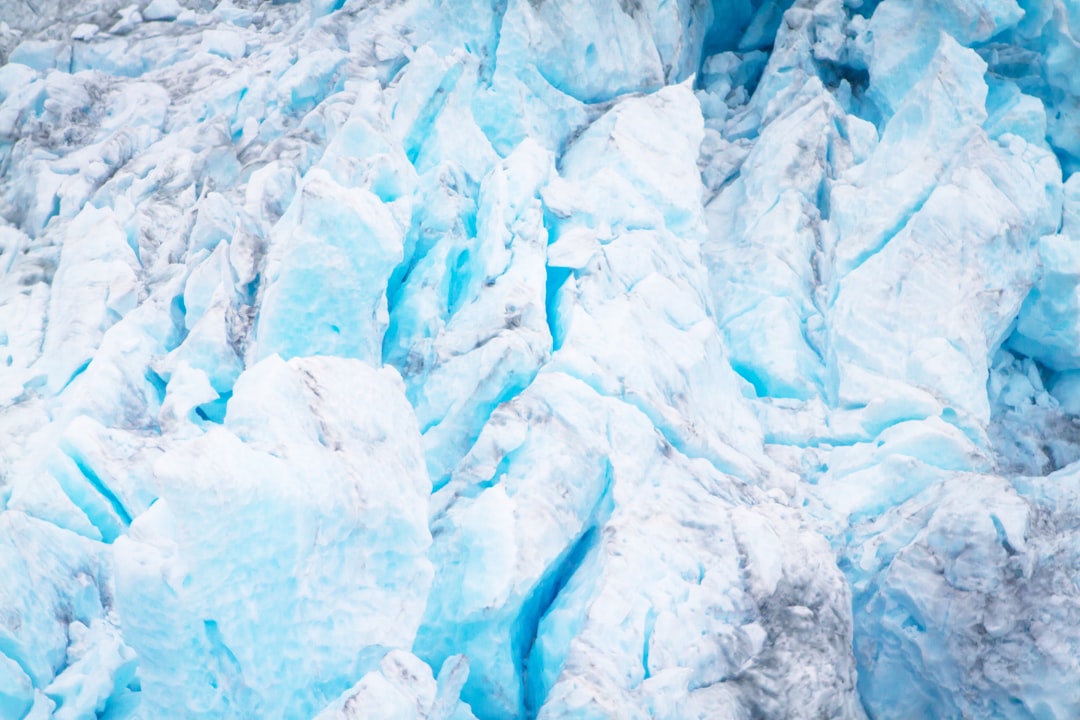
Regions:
[[113, 356, 434, 718], [3, 0, 1080, 718]]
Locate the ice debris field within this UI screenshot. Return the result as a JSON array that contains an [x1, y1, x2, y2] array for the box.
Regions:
[[3, 0, 1080, 717]]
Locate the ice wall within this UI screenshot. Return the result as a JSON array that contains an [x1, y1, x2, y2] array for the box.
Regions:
[[1, 0, 1080, 718]]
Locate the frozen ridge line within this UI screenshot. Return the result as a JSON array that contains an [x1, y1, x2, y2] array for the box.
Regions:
[[1, 0, 1080, 717]]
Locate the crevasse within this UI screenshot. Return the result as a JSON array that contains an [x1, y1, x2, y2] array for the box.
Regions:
[[1, 0, 1080, 718]]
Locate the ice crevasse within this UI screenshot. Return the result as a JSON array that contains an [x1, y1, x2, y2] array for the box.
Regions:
[[1, 0, 1080, 717]]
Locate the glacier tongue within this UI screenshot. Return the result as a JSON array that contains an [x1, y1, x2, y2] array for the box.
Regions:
[[2, 0, 1080, 718]]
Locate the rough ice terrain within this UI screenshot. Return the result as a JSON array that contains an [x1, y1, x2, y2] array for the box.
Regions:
[[1, 0, 1080, 717]]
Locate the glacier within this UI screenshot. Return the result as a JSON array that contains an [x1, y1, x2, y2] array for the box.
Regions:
[[1, 0, 1080, 717]]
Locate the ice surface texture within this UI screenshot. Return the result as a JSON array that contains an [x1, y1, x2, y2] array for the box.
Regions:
[[1, 0, 1080, 718]]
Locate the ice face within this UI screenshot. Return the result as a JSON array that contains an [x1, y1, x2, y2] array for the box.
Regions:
[[112, 356, 435, 718], [2, 0, 1080, 718]]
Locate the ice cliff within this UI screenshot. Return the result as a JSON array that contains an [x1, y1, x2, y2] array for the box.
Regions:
[[1, 0, 1080, 717]]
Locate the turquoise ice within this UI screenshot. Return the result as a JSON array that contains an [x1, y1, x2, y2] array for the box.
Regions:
[[2, 0, 1080, 717]]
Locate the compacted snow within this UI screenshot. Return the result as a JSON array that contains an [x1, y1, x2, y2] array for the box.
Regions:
[[1, 0, 1080, 717]]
